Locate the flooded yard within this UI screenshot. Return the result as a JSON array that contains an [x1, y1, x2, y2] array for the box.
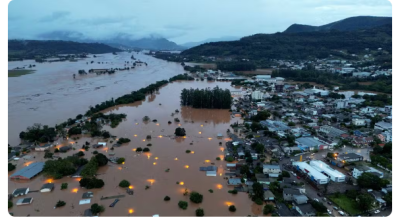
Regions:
[[8, 80, 266, 216]]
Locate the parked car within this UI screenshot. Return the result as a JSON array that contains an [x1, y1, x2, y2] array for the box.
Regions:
[[339, 211, 345, 216], [314, 198, 319, 202], [327, 210, 332, 215], [317, 193, 321, 197], [374, 210, 380, 214], [291, 171, 297, 177], [327, 201, 332, 205], [296, 176, 300, 179], [323, 197, 327, 202], [333, 207, 339, 210], [311, 153, 315, 156]]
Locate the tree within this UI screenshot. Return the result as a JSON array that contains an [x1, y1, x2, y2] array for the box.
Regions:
[[229, 205, 236, 212], [252, 182, 264, 201], [43, 158, 77, 179], [164, 196, 171, 201], [61, 183, 68, 190], [143, 148, 150, 152], [95, 153, 108, 166], [263, 204, 275, 215], [80, 178, 104, 189], [288, 122, 295, 126], [175, 128, 186, 136], [8, 163, 16, 171], [226, 156, 234, 162], [190, 192, 203, 203], [196, 208, 204, 216], [178, 201, 188, 210], [311, 201, 327, 213], [117, 158, 125, 164], [76, 151, 85, 157], [8, 201, 13, 209], [357, 173, 385, 190], [357, 193, 374, 211], [281, 171, 290, 178], [119, 180, 130, 187], [55, 200, 66, 208], [90, 203, 105, 215]]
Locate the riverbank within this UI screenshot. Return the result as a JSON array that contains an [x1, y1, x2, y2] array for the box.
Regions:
[[8, 52, 185, 145]]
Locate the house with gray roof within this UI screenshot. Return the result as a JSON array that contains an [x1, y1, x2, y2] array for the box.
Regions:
[[228, 178, 242, 186], [295, 203, 316, 216], [10, 162, 45, 180], [12, 188, 29, 197], [293, 194, 309, 205], [262, 164, 281, 177], [283, 188, 302, 201]]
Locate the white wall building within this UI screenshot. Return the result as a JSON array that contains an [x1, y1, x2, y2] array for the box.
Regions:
[[352, 118, 366, 126], [310, 160, 346, 182], [252, 91, 264, 100], [353, 166, 384, 179], [292, 162, 329, 184]]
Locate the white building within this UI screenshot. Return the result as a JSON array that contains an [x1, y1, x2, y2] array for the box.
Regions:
[[292, 162, 329, 184], [374, 121, 392, 131], [338, 91, 354, 100], [255, 75, 271, 81], [262, 164, 282, 177], [352, 118, 366, 126], [310, 160, 346, 182], [353, 166, 384, 179], [252, 91, 264, 100]]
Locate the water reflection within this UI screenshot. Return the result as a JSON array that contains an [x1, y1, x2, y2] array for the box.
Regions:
[[180, 106, 230, 124]]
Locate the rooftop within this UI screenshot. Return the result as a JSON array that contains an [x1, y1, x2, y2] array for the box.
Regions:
[[10, 162, 45, 179]]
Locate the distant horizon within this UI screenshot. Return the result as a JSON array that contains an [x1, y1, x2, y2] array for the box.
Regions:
[[8, 0, 392, 44]]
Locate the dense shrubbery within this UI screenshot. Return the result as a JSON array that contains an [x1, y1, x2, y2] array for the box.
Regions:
[[189, 192, 203, 203], [119, 180, 130, 187], [175, 128, 186, 136], [19, 123, 57, 143], [79, 178, 105, 189], [181, 86, 232, 109], [8, 163, 16, 171], [117, 138, 131, 145], [178, 201, 188, 210]]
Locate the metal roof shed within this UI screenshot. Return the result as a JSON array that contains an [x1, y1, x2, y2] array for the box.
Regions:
[[10, 162, 45, 180], [310, 160, 345, 182], [292, 162, 329, 184], [16, 197, 33, 206]]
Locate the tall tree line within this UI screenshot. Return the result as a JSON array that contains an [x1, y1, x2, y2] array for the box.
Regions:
[[180, 86, 232, 109]]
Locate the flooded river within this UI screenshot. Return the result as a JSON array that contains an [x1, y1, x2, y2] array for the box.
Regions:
[[8, 56, 266, 216], [8, 52, 185, 145]]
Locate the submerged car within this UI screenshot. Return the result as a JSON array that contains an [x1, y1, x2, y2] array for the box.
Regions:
[[109, 199, 119, 207]]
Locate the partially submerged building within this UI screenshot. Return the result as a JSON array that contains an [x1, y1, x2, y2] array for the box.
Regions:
[[12, 188, 29, 197], [16, 197, 33, 206], [40, 183, 55, 193], [10, 162, 45, 180]]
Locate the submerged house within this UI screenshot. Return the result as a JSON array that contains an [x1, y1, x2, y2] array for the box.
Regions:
[[40, 183, 55, 193], [12, 188, 29, 197], [16, 197, 33, 206], [10, 162, 45, 180]]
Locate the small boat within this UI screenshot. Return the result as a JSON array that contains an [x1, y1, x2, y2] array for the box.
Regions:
[[109, 199, 119, 207]]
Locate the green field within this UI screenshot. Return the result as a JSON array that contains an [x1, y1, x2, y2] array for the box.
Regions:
[[328, 194, 362, 216], [8, 69, 35, 77]]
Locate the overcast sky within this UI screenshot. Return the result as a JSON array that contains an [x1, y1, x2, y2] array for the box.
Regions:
[[8, 0, 392, 44]]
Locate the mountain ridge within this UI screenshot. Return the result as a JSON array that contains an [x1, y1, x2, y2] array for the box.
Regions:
[[284, 16, 391, 33]]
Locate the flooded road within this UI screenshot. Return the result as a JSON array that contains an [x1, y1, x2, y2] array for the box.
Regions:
[[8, 78, 268, 216], [8, 52, 185, 145]]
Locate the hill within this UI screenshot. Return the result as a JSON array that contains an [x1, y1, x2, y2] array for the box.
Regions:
[[284, 16, 391, 33], [36, 31, 185, 51], [180, 36, 240, 48], [8, 40, 122, 60], [181, 24, 391, 62]]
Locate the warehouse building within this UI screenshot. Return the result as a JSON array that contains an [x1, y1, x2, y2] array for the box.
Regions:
[[309, 160, 346, 182], [292, 162, 329, 184], [296, 137, 328, 151], [10, 162, 45, 180]]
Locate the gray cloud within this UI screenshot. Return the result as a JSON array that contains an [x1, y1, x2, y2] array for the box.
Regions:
[[8, 0, 392, 44], [39, 11, 70, 22]]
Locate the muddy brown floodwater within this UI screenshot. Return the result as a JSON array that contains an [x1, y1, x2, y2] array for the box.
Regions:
[[8, 52, 185, 145], [8, 79, 272, 217]]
